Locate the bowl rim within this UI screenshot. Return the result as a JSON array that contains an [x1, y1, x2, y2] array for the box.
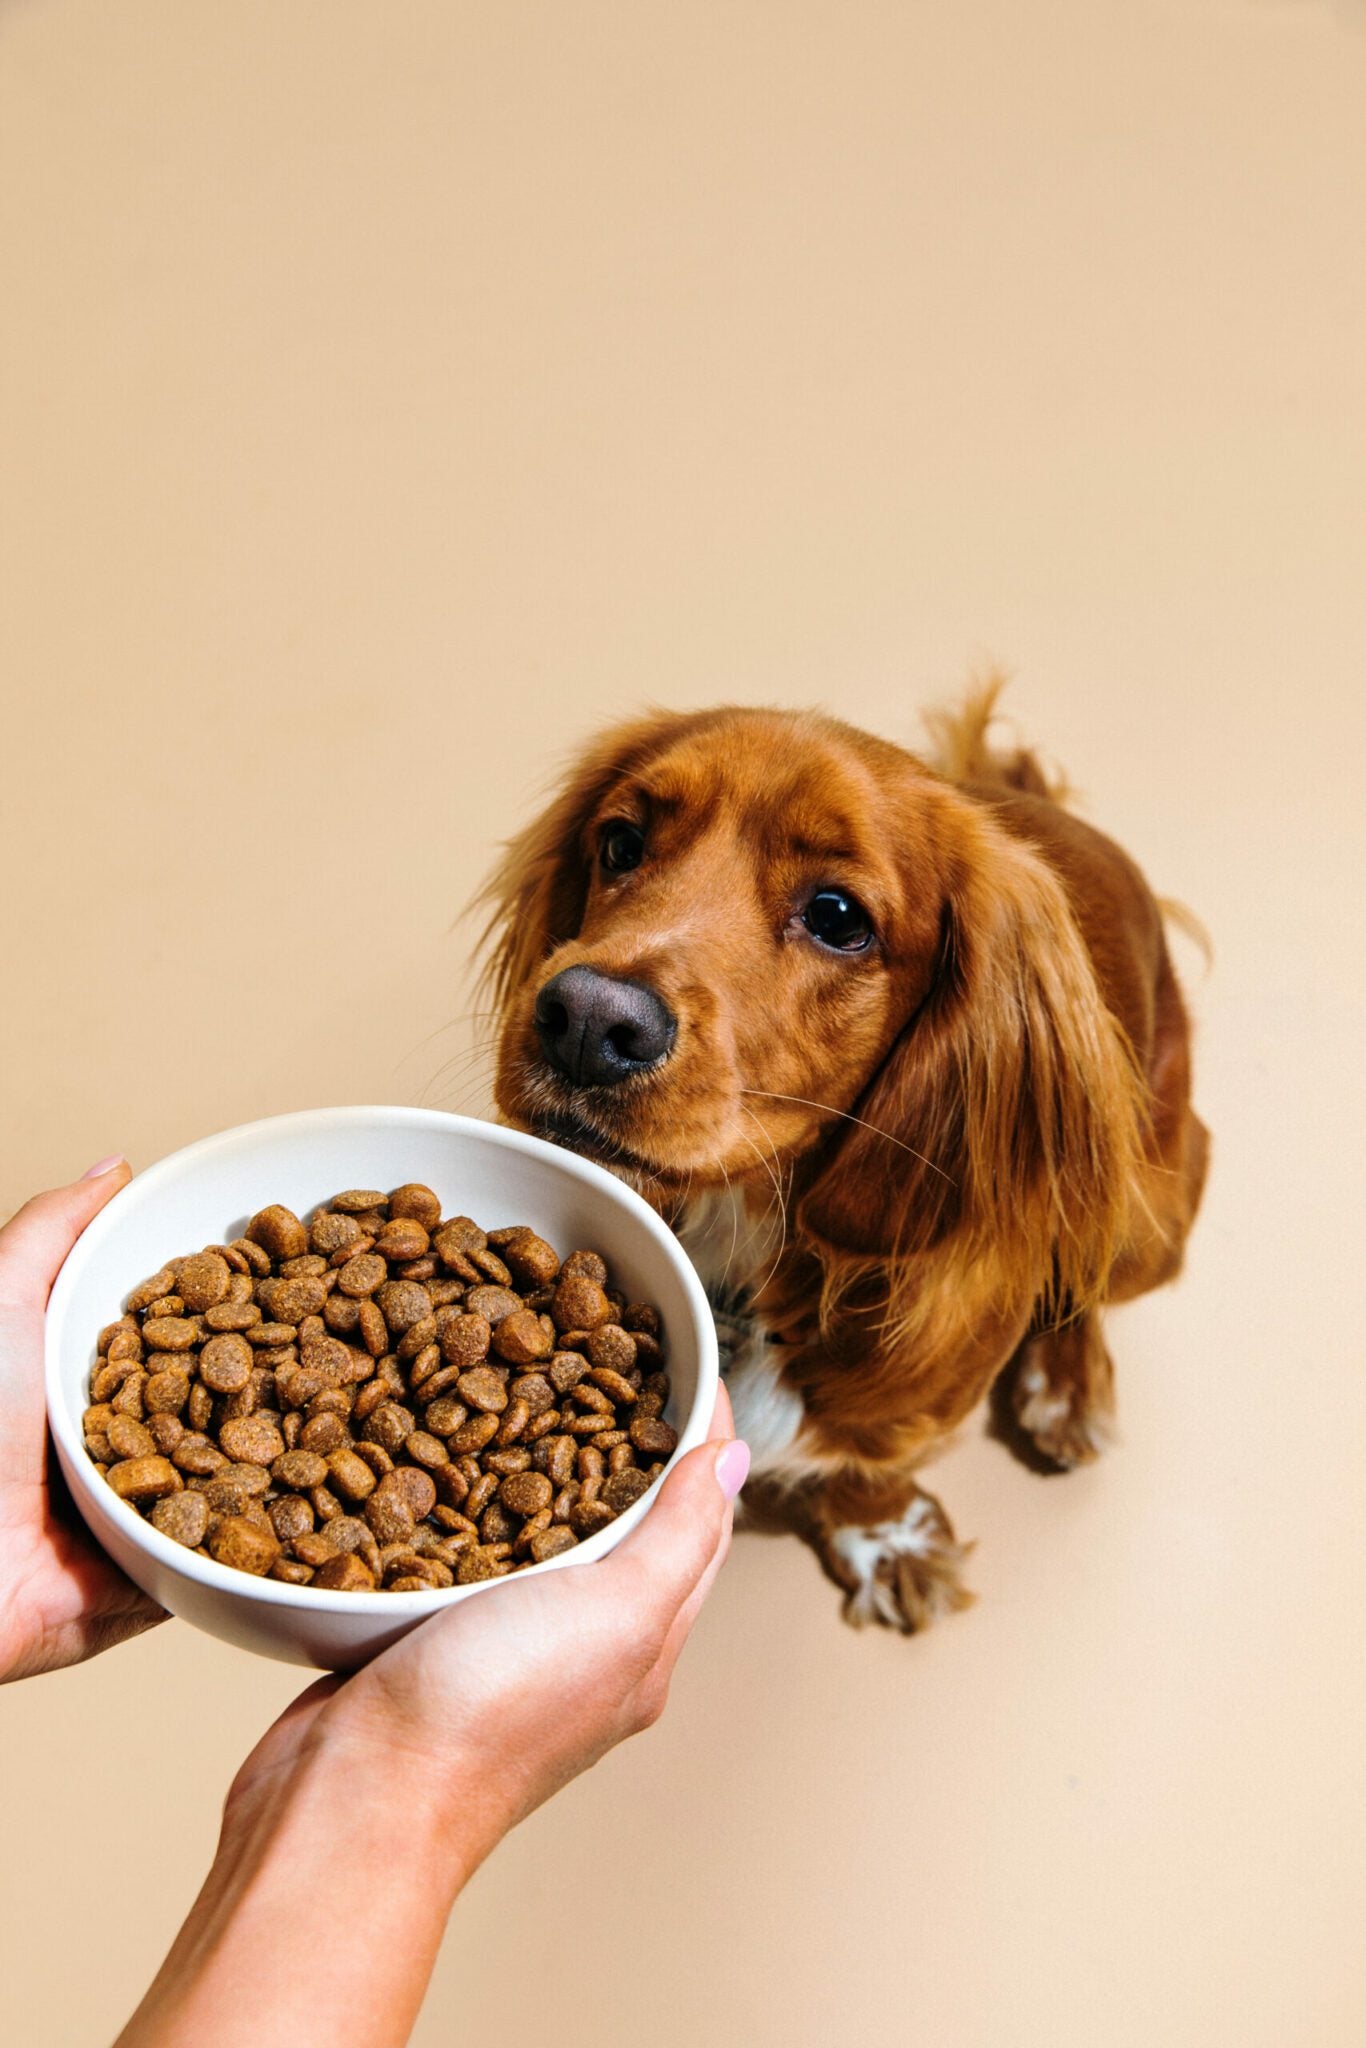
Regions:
[[45, 1105, 719, 1618]]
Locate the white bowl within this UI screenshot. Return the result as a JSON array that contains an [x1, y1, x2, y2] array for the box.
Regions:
[[45, 1106, 718, 1670]]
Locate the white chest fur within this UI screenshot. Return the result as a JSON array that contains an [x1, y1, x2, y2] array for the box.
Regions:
[[674, 1187, 808, 1483]]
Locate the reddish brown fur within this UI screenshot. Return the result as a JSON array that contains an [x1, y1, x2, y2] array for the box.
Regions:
[[479, 692, 1208, 1629]]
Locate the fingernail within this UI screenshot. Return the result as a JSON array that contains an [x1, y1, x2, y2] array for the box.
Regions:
[[715, 1440, 750, 1501], [81, 1155, 125, 1180]]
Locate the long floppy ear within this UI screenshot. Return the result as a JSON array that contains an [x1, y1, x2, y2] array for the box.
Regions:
[[472, 710, 693, 1017], [798, 800, 1149, 1327]]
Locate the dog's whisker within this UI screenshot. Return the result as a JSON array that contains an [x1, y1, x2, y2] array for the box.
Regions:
[[737, 1102, 791, 1303], [739, 1088, 957, 1188]]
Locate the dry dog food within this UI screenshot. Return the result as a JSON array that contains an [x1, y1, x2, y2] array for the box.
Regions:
[[84, 1186, 675, 1592]]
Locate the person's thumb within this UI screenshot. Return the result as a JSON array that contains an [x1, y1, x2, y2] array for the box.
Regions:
[[0, 1158, 131, 1313], [597, 1433, 750, 1630]]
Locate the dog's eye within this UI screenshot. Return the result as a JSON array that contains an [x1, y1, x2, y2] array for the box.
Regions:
[[600, 820, 645, 873], [803, 889, 874, 952]]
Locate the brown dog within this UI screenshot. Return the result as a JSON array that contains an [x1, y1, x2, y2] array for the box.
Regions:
[[480, 691, 1208, 1630]]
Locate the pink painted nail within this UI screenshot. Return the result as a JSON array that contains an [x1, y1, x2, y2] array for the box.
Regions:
[[81, 1154, 125, 1180], [715, 1440, 751, 1501]]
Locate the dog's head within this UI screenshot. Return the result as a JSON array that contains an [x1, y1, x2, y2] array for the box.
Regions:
[[481, 707, 1144, 1315]]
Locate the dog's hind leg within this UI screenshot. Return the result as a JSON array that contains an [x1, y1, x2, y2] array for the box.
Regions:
[[1007, 1311, 1116, 1469]]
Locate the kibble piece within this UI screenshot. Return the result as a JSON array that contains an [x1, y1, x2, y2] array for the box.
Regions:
[[151, 1490, 211, 1547], [272, 1449, 330, 1491], [310, 1210, 363, 1257], [172, 1433, 228, 1475], [219, 1415, 286, 1467], [569, 1498, 617, 1538], [493, 1230, 560, 1289], [560, 1250, 609, 1286], [376, 1279, 433, 1335], [622, 1302, 661, 1337], [602, 1466, 653, 1514], [529, 1525, 578, 1562], [336, 1252, 387, 1298], [403, 1429, 449, 1471], [450, 1411, 499, 1453], [327, 1447, 378, 1503], [330, 1188, 387, 1215], [199, 1332, 254, 1394], [456, 1367, 508, 1415], [107, 1455, 182, 1502], [270, 1558, 316, 1586], [551, 1275, 611, 1332], [202, 1299, 262, 1333], [464, 1284, 522, 1326], [376, 1217, 429, 1263], [107, 1415, 155, 1461], [492, 1309, 553, 1366], [361, 1401, 416, 1454], [313, 1551, 376, 1591], [437, 1311, 491, 1367], [629, 1416, 679, 1458], [258, 1275, 327, 1324], [173, 1252, 230, 1312], [586, 1324, 637, 1374], [141, 1316, 199, 1353], [499, 1470, 553, 1518], [246, 1205, 308, 1262], [455, 1545, 505, 1583], [269, 1494, 315, 1545], [433, 1216, 486, 1259], [148, 1412, 185, 1455]]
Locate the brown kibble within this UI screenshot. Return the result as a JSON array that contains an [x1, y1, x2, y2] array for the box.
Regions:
[[246, 1205, 308, 1261], [375, 1279, 433, 1335], [108, 1455, 182, 1501], [361, 1401, 416, 1453], [437, 1311, 491, 1367], [587, 1324, 638, 1374], [151, 1490, 211, 1547], [496, 1231, 561, 1290], [219, 1416, 286, 1466], [176, 1252, 231, 1312], [141, 1317, 199, 1353], [300, 1412, 350, 1457], [492, 1309, 553, 1365], [272, 1449, 330, 1491], [202, 1299, 262, 1333], [456, 1367, 508, 1415], [107, 1415, 155, 1461], [569, 1498, 617, 1538], [463, 1284, 522, 1326], [258, 1275, 327, 1324], [208, 1514, 279, 1575], [549, 1352, 590, 1396], [327, 1447, 378, 1503], [499, 1470, 553, 1517], [336, 1251, 387, 1298], [622, 1302, 661, 1337], [330, 1188, 388, 1215], [551, 1275, 611, 1332], [376, 1217, 430, 1263], [455, 1545, 505, 1583], [270, 1558, 316, 1585], [127, 1270, 179, 1316], [433, 1216, 486, 1259], [560, 1250, 609, 1286], [602, 1466, 653, 1513], [402, 1429, 449, 1471], [172, 1433, 228, 1475], [309, 1210, 363, 1257], [356, 1298, 389, 1356], [449, 1410, 499, 1453], [269, 1494, 315, 1545], [389, 1182, 442, 1229], [629, 1416, 679, 1458], [199, 1332, 254, 1394], [364, 1479, 417, 1544], [148, 1412, 185, 1455], [529, 1525, 578, 1562], [314, 1551, 377, 1591], [587, 1365, 638, 1406]]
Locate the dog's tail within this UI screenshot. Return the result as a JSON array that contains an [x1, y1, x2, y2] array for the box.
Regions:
[[922, 670, 1072, 805]]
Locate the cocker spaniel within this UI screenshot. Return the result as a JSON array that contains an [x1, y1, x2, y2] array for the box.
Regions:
[[480, 690, 1208, 1631]]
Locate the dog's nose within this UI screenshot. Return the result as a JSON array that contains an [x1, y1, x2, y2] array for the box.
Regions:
[[534, 966, 676, 1088]]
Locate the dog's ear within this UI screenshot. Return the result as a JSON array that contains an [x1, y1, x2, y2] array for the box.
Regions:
[[798, 800, 1148, 1323], [473, 711, 690, 1017]]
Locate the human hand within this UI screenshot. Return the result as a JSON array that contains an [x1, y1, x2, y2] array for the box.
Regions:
[[119, 1394, 746, 2048], [0, 1159, 166, 1682], [232, 1388, 747, 1859]]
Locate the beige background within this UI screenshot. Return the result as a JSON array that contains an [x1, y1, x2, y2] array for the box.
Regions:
[[3, 3, 1365, 2043]]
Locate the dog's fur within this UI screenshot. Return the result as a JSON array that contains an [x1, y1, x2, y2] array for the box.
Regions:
[[479, 689, 1208, 1630]]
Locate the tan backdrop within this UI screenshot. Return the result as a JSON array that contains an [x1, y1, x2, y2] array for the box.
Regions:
[[3, 4, 1364, 2044]]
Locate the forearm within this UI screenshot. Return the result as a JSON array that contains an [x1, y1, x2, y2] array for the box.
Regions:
[[116, 1738, 491, 2048]]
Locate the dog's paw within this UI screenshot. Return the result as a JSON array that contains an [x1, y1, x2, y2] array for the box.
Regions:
[[1011, 1334, 1114, 1469], [825, 1495, 974, 1634]]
